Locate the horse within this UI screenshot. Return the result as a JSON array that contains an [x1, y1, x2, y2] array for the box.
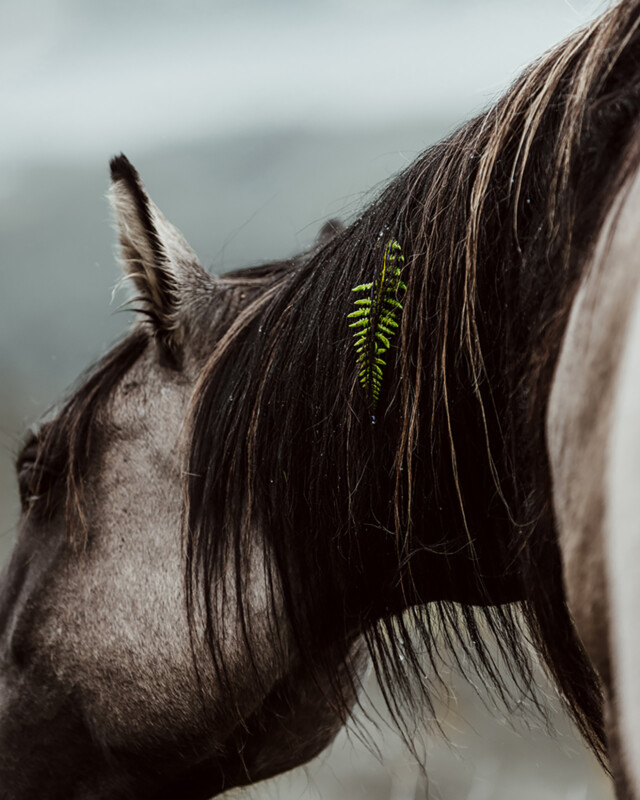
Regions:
[[4, 0, 640, 796]]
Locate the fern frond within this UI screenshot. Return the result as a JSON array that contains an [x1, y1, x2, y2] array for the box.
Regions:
[[350, 238, 406, 417]]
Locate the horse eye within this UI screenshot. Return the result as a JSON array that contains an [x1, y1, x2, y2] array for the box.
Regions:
[[15, 439, 45, 511]]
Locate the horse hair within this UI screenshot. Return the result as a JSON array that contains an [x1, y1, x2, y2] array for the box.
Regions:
[[185, 0, 640, 764], [29, 0, 640, 768]]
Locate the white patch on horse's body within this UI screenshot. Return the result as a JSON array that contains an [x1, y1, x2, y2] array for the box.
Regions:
[[549, 160, 640, 796], [607, 255, 640, 798]]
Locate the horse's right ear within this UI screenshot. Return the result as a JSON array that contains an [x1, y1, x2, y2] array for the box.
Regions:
[[108, 154, 211, 367]]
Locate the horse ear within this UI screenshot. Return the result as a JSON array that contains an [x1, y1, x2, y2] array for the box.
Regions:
[[315, 218, 345, 247], [108, 153, 210, 366]]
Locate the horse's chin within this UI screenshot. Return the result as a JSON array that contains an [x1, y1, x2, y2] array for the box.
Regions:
[[0, 671, 360, 800]]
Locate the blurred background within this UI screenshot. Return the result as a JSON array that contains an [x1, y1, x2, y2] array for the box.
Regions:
[[0, 0, 614, 797]]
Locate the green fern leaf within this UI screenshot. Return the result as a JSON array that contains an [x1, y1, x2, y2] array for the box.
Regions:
[[350, 238, 406, 416]]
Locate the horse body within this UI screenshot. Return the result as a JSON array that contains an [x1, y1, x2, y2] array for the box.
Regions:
[[549, 155, 640, 797], [606, 261, 640, 799], [548, 161, 640, 797], [5, 1, 640, 797]]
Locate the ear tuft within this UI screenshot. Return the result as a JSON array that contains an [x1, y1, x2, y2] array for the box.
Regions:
[[109, 154, 210, 368], [315, 218, 345, 248], [109, 153, 140, 184]]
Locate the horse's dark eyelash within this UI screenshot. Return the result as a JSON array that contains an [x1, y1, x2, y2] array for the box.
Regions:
[[16, 463, 51, 515], [15, 436, 54, 510], [17, 459, 39, 493], [15, 421, 54, 477], [15, 439, 39, 476]]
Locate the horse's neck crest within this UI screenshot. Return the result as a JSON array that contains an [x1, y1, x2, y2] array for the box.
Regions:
[[348, 238, 406, 419]]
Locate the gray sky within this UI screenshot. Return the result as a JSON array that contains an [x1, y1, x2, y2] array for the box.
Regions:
[[1, 0, 607, 169]]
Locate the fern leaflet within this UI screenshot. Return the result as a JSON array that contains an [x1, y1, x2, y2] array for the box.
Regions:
[[348, 238, 406, 417]]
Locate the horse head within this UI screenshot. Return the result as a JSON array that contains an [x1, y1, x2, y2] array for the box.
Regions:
[[0, 156, 361, 798]]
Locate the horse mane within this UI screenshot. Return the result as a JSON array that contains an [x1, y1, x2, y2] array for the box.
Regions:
[[185, 0, 640, 764]]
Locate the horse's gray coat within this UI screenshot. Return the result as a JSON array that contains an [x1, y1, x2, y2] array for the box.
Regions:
[[0, 169, 360, 798], [548, 157, 640, 799]]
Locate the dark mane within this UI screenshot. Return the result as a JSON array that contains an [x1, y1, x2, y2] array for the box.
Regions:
[[185, 0, 640, 764]]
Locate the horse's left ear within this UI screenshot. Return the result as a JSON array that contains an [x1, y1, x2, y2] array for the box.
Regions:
[[108, 153, 211, 367]]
